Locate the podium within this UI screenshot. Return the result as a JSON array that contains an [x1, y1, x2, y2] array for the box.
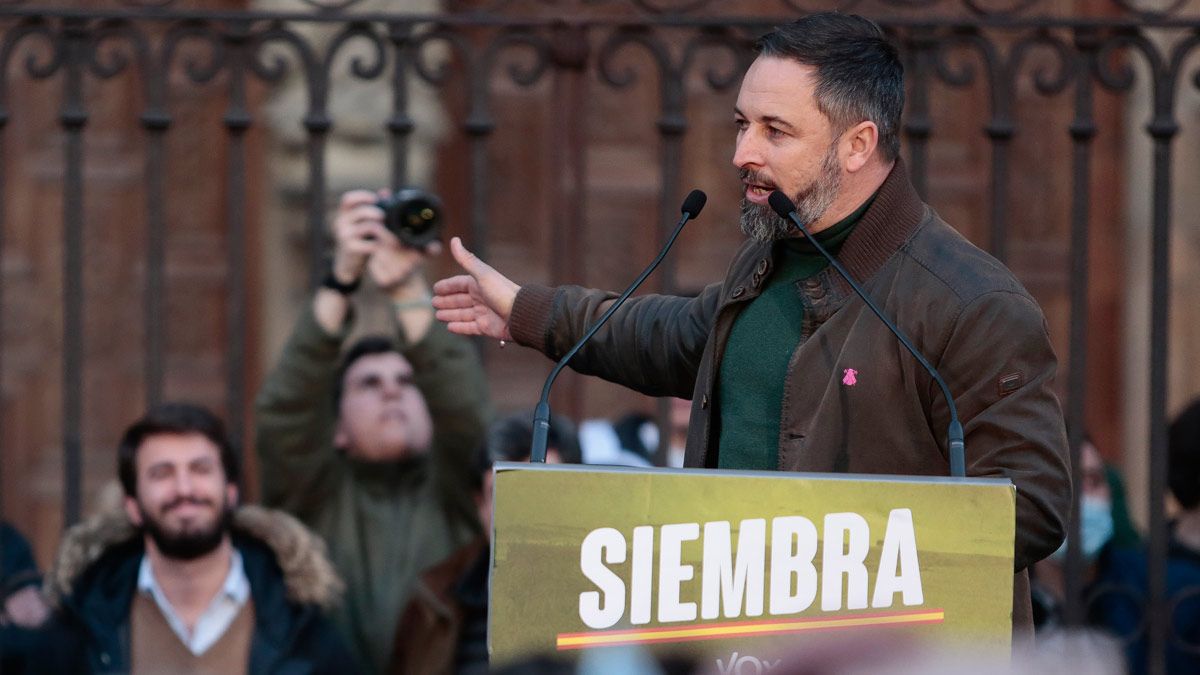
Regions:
[[488, 463, 1016, 666]]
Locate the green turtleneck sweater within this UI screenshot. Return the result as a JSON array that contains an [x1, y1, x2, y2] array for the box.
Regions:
[[717, 198, 873, 470]]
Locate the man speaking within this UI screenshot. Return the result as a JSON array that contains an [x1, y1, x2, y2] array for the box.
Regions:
[[431, 12, 1070, 637]]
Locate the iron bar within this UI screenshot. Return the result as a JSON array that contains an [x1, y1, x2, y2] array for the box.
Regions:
[[653, 71, 684, 469], [60, 17, 86, 527], [547, 25, 588, 422], [463, 37, 493, 263], [3, 9, 1200, 31], [985, 133, 1011, 262], [305, 121, 329, 289], [1145, 135, 1171, 675], [902, 26, 934, 199], [0, 0, 1198, 18], [984, 53, 1014, 263], [1061, 27, 1098, 629], [223, 22, 251, 473], [142, 71, 169, 409], [656, 101, 684, 293], [387, 21, 414, 190], [0, 57, 6, 525]]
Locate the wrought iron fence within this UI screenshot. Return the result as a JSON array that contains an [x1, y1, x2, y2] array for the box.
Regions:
[[1, 0, 1199, 672]]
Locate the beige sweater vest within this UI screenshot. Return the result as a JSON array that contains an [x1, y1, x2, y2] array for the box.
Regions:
[[130, 593, 254, 675]]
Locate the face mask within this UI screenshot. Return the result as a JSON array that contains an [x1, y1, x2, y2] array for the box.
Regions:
[[1051, 495, 1114, 563]]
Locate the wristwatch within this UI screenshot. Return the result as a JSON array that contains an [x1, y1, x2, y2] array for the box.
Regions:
[[321, 270, 361, 295]]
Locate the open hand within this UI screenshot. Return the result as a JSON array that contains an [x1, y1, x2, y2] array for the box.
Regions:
[[432, 237, 520, 341]]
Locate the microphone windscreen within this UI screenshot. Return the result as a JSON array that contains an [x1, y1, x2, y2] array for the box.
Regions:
[[680, 189, 707, 218], [768, 191, 796, 219]]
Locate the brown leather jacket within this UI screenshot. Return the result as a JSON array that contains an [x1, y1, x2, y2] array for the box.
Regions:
[[509, 160, 1071, 638], [389, 539, 486, 675]]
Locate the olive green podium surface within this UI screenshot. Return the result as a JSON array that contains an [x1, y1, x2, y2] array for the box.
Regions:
[[489, 463, 1015, 666]]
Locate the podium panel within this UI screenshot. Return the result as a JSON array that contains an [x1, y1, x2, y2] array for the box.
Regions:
[[490, 463, 1015, 666]]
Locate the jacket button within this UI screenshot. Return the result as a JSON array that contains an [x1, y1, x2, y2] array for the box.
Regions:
[[701, 394, 709, 409], [100, 653, 111, 666], [757, 258, 769, 274], [731, 286, 746, 299]]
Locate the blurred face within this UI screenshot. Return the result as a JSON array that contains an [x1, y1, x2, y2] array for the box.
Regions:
[[669, 397, 692, 435], [1049, 440, 1114, 563], [1081, 441, 1111, 502], [335, 351, 433, 462], [123, 432, 237, 561], [478, 471, 495, 541], [733, 57, 844, 241]]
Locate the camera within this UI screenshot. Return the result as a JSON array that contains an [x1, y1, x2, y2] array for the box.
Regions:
[[375, 188, 443, 248]]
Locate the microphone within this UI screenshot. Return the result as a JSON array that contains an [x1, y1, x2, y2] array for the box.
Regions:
[[530, 190, 707, 463], [767, 191, 966, 478]]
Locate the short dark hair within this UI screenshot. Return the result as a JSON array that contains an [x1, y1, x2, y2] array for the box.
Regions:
[[333, 335, 403, 410], [469, 411, 582, 492], [756, 12, 904, 162], [489, 411, 582, 463], [117, 402, 239, 497], [1169, 399, 1200, 509]]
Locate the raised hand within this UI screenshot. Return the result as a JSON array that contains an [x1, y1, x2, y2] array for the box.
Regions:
[[330, 190, 389, 286], [431, 237, 520, 341]]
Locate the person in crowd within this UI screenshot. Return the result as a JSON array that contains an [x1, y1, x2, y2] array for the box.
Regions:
[[389, 410, 580, 675], [255, 189, 490, 673], [1, 520, 51, 672], [23, 403, 352, 674], [1157, 398, 1200, 673], [431, 12, 1070, 637], [580, 397, 692, 467], [1, 521, 49, 629], [1030, 437, 1141, 633], [1079, 400, 1200, 674]]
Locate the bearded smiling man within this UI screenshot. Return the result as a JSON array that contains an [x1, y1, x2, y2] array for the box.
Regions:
[[19, 403, 354, 674], [431, 12, 1070, 639], [127, 431, 236, 561]]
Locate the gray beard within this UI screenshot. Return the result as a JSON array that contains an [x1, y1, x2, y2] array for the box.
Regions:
[[738, 149, 842, 243]]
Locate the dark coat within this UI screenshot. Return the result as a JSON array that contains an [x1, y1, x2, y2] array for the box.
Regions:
[[27, 505, 357, 675], [508, 159, 1071, 638], [1, 522, 41, 602]]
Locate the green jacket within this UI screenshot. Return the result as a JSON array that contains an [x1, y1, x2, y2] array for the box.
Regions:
[[255, 307, 489, 674]]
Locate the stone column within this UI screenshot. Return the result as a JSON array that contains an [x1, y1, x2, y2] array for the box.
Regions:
[[251, 0, 446, 361]]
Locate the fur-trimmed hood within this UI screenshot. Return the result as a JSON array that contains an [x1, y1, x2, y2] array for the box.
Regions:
[[45, 504, 344, 611]]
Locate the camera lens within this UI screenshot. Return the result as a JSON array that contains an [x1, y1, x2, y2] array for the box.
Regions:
[[376, 188, 443, 247]]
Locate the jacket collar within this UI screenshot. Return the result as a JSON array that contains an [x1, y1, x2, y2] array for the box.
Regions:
[[48, 506, 345, 671], [47, 505, 343, 613], [722, 158, 925, 307], [822, 158, 926, 297]]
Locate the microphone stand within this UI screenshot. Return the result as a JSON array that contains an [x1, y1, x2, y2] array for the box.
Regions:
[[767, 191, 966, 478], [531, 191, 707, 462]]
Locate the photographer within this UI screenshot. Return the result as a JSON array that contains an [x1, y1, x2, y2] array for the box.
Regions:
[[255, 189, 490, 675]]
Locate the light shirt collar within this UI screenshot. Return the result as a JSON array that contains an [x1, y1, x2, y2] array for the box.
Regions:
[[136, 548, 250, 656]]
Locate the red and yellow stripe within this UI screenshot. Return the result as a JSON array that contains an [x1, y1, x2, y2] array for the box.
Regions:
[[555, 608, 945, 650]]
